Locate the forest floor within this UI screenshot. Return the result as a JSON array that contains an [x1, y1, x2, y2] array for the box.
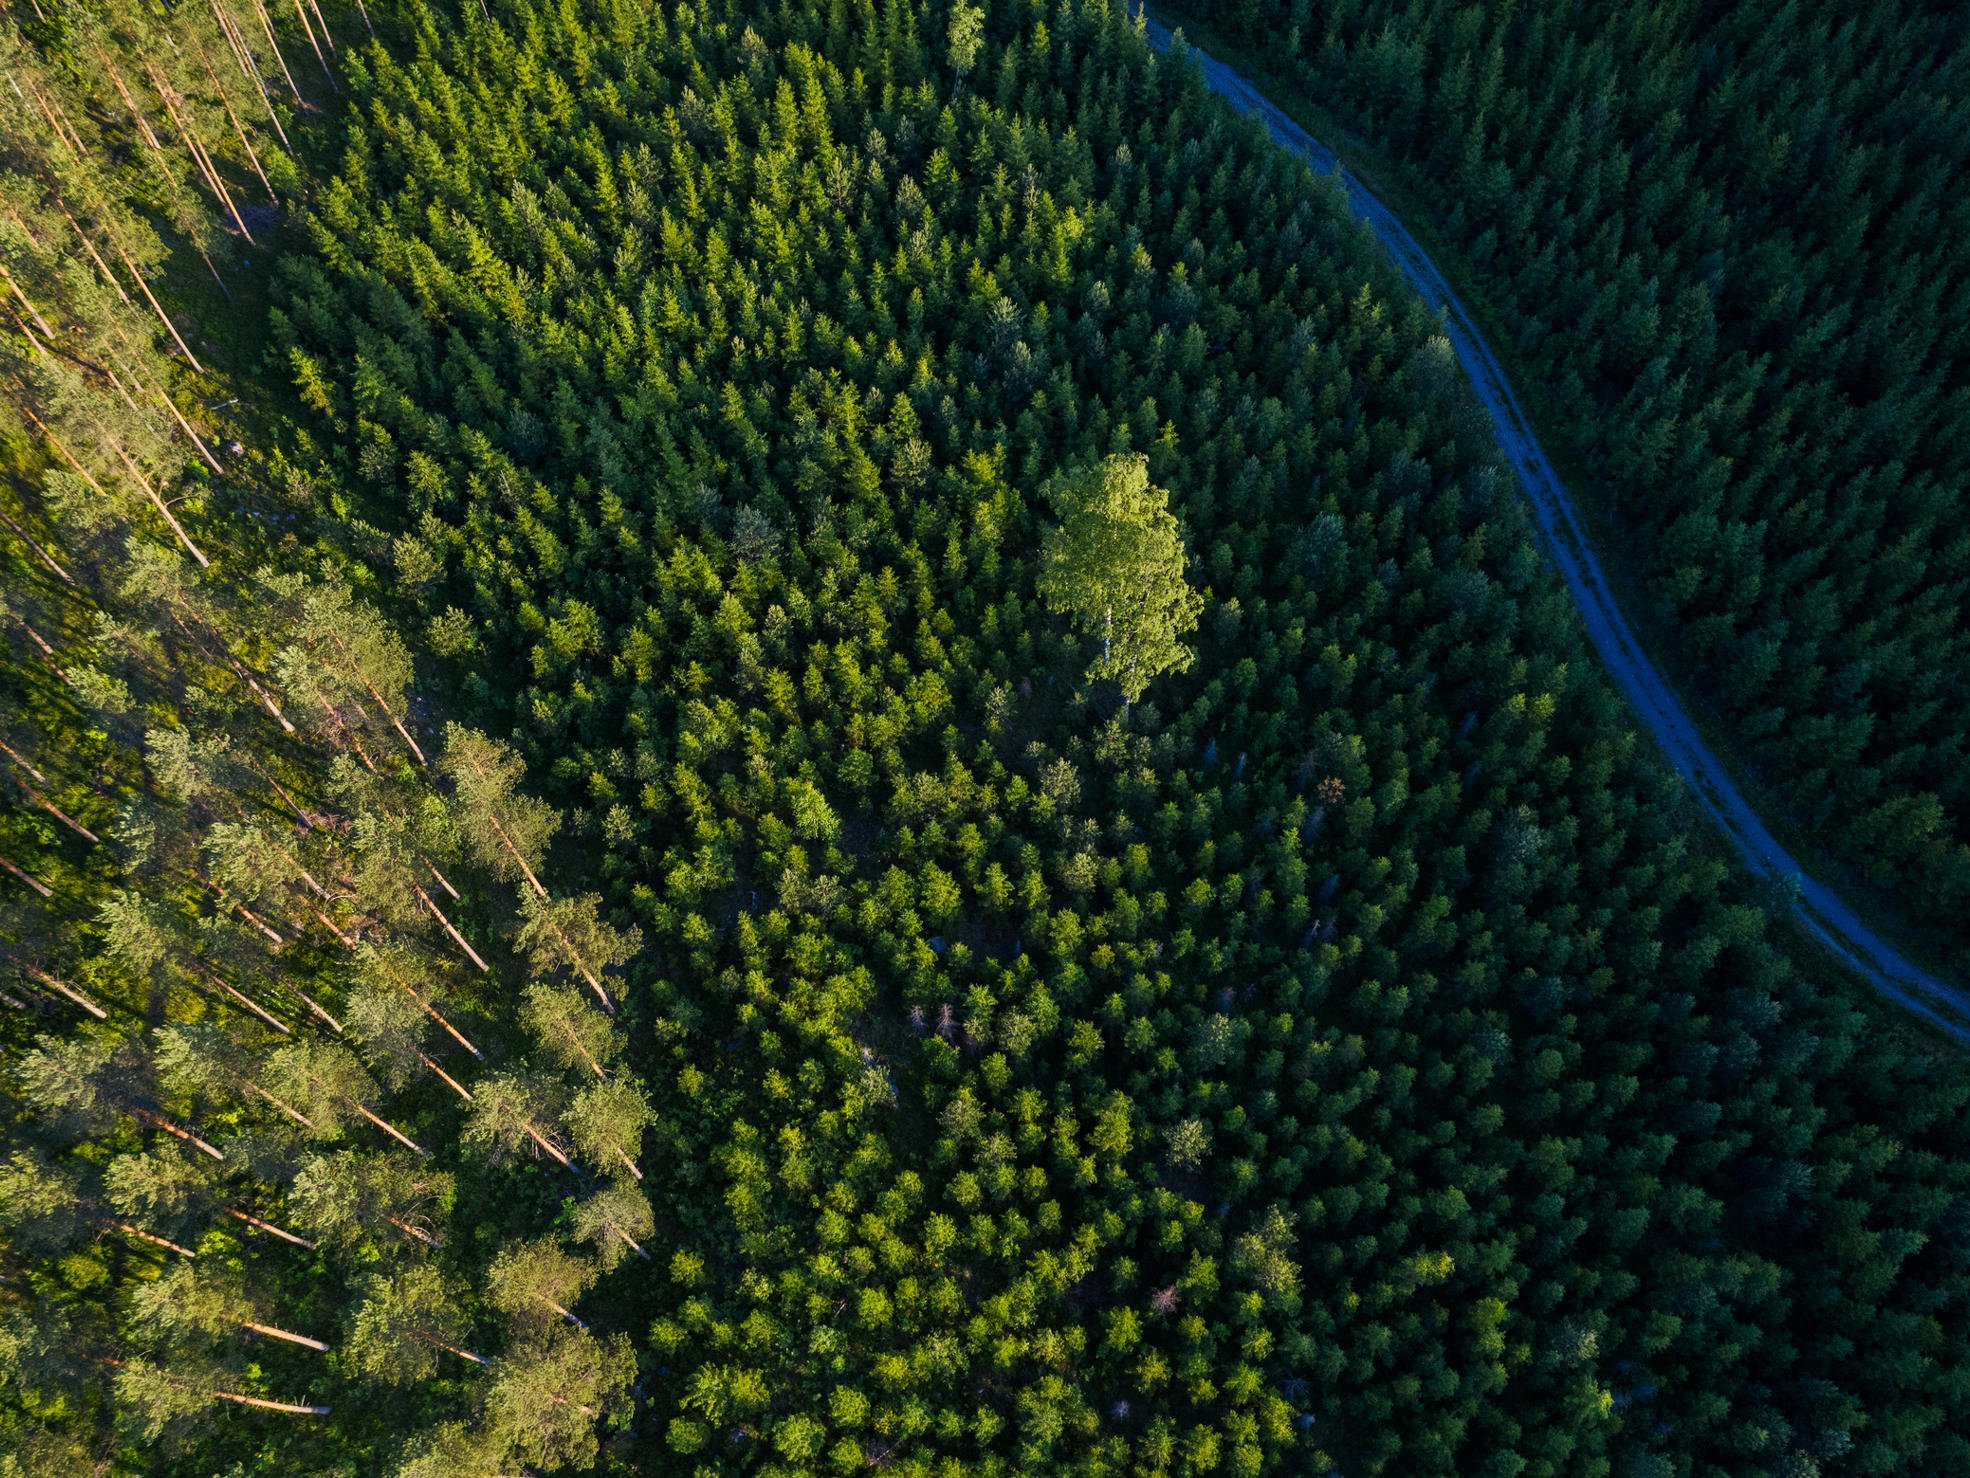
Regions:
[[1140, 14, 1970, 1040]]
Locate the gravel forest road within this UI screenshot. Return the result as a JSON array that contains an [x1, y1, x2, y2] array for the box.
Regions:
[[1143, 16, 1970, 1040]]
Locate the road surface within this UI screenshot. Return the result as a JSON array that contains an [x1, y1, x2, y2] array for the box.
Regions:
[[1143, 16, 1970, 1040]]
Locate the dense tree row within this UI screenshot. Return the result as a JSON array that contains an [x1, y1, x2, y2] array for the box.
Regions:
[[1175, 0, 1970, 947], [7, 0, 1970, 1473]]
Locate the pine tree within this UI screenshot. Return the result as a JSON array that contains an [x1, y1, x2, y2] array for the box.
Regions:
[[486, 1237, 598, 1331], [345, 1265, 486, 1381]]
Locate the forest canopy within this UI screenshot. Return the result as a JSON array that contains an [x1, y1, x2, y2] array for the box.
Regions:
[[2, 0, 1968, 1475], [1175, 0, 1970, 950]]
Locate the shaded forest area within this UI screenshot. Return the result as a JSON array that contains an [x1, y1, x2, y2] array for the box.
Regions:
[[1179, 0, 1970, 949], [4, 0, 1969, 1475]]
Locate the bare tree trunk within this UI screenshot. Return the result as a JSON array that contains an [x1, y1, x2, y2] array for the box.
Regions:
[[245, 757, 310, 824], [475, 811, 608, 1004], [282, 851, 329, 896], [526, 1123, 574, 1170], [312, 693, 377, 771], [98, 1364, 317, 1415], [424, 861, 459, 900], [46, 196, 129, 306], [241, 1320, 329, 1352], [245, 0, 307, 108], [557, 1019, 607, 1079], [490, 825, 611, 1007], [108, 1219, 197, 1257], [193, 964, 291, 1035], [156, 604, 292, 732], [304, 0, 336, 53], [418, 995, 481, 1057], [157, 390, 227, 474], [232, 899, 287, 946], [95, 54, 168, 155], [417, 1051, 473, 1101], [383, 1213, 438, 1247], [0, 851, 52, 898], [116, 345, 227, 473], [114, 442, 208, 563], [318, 628, 425, 763], [134, 1106, 226, 1161], [537, 1294, 587, 1330], [208, 0, 295, 151], [610, 1222, 650, 1260], [0, 510, 76, 585], [11, 777, 99, 843], [3, 610, 67, 675], [15, 75, 80, 158], [225, 1206, 316, 1248], [207, 0, 258, 85], [210, 1389, 330, 1415], [34, 79, 99, 166], [491, 816, 547, 896], [16, 402, 109, 496], [381, 703, 425, 764], [0, 740, 47, 782], [105, 237, 206, 373], [39, 974, 110, 1019], [616, 1148, 644, 1181], [306, 903, 357, 947], [370, 958, 482, 1057], [415, 884, 490, 973], [292, 682, 370, 765], [4, 299, 51, 358], [96, 357, 158, 427], [243, 1079, 316, 1130], [92, 62, 214, 285], [208, 0, 255, 80], [283, 979, 342, 1032], [189, 35, 278, 202], [354, 1103, 425, 1157], [559, 923, 612, 1011], [0, 262, 56, 339], [287, 0, 333, 84], [2, 955, 108, 1019], [142, 61, 255, 242], [93, 412, 212, 568]]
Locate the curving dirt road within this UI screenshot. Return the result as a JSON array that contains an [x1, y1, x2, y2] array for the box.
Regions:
[[1143, 17, 1970, 1040]]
